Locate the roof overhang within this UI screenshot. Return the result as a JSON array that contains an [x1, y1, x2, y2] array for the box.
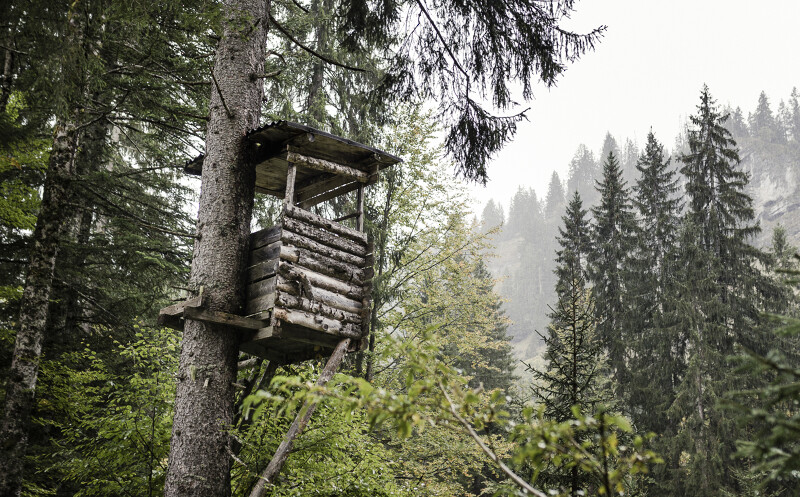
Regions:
[[185, 121, 402, 208]]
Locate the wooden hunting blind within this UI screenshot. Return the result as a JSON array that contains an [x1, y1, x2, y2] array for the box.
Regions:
[[159, 121, 401, 365]]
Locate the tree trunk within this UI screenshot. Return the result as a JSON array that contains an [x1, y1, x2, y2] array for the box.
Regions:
[[163, 0, 268, 495], [305, 0, 328, 126], [0, 118, 79, 497]]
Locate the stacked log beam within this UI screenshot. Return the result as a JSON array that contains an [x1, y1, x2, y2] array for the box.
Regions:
[[241, 206, 374, 359]]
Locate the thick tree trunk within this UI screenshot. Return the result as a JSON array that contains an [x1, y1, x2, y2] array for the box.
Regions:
[[163, 1, 268, 495], [48, 121, 105, 347], [0, 118, 79, 497], [305, 0, 328, 125]]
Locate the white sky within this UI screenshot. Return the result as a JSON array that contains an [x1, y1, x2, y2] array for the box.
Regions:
[[466, 0, 800, 214]]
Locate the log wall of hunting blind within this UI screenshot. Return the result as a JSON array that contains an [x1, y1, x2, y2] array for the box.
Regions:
[[159, 121, 399, 366], [239, 205, 374, 363]]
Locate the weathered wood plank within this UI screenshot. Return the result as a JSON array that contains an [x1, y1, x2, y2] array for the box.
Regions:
[[298, 180, 358, 209], [278, 264, 363, 301], [272, 308, 361, 338], [158, 294, 204, 330], [277, 279, 362, 315], [284, 162, 296, 206], [247, 259, 279, 283], [247, 275, 276, 300], [282, 217, 366, 257], [250, 225, 281, 250], [356, 184, 364, 231], [284, 205, 367, 243], [280, 246, 365, 285], [159, 294, 203, 319], [277, 292, 361, 325], [249, 325, 278, 342], [281, 229, 364, 267], [286, 150, 369, 182], [239, 337, 288, 365], [183, 307, 268, 331], [254, 185, 285, 197], [245, 291, 276, 316], [249, 240, 281, 266]]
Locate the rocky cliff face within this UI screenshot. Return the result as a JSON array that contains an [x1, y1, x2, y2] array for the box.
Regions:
[[740, 138, 800, 249]]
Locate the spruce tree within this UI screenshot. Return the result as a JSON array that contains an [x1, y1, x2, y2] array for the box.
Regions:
[[789, 87, 800, 143], [587, 151, 637, 393], [528, 192, 606, 495], [543, 171, 567, 222], [600, 132, 620, 162], [626, 131, 682, 435], [481, 200, 505, 234], [566, 145, 599, 208], [749, 91, 781, 143], [454, 259, 517, 393], [661, 86, 778, 496], [554, 192, 592, 290]]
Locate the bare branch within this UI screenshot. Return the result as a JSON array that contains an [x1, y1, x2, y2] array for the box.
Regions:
[[438, 382, 547, 497], [267, 13, 366, 73], [210, 65, 234, 118], [414, 0, 469, 84]]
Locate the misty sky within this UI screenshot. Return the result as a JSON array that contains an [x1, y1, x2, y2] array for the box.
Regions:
[[467, 0, 800, 214]]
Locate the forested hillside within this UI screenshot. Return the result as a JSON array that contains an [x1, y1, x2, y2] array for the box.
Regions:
[[484, 88, 800, 360], [2, 1, 799, 496]]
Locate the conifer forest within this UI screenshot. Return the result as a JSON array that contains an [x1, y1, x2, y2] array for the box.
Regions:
[[1, 1, 799, 496]]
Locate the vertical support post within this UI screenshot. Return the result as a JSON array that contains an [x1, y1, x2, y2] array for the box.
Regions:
[[356, 184, 365, 232], [284, 160, 297, 207]]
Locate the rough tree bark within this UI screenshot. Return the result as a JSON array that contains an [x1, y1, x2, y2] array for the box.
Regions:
[[163, 0, 268, 495], [0, 118, 79, 497]]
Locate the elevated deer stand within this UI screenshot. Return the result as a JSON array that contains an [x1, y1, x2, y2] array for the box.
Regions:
[[158, 121, 400, 491]]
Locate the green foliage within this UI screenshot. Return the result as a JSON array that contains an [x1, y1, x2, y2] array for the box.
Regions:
[[237, 368, 406, 496], [0, 94, 48, 233], [728, 337, 800, 488], [509, 406, 659, 497], [724, 256, 800, 494], [34, 325, 179, 497], [250, 328, 658, 497]]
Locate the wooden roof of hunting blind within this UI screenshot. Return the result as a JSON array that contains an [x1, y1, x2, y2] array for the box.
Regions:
[[185, 121, 402, 206]]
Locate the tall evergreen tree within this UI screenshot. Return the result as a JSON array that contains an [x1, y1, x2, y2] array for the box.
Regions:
[[789, 87, 800, 143], [544, 171, 567, 222], [507, 187, 544, 238], [528, 191, 606, 496], [555, 192, 592, 290], [661, 85, 778, 496], [749, 91, 781, 143], [0, 3, 208, 492], [567, 144, 600, 208], [600, 132, 620, 162], [480, 199, 505, 234], [626, 131, 682, 440], [728, 106, 750, 138], [453, 259, 517, 393], [587, 151, 637, 393], [620, 137, 639, 185]]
